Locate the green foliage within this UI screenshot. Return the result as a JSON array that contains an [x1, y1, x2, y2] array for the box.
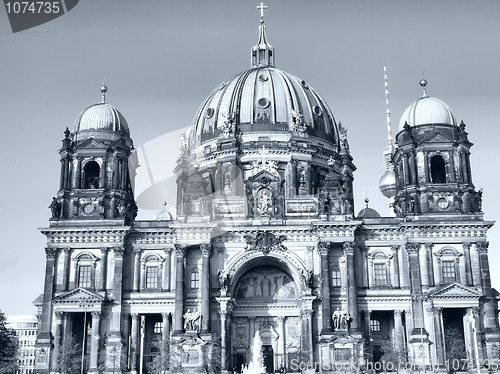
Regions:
[[0, 312, 18, 374], [57, 335, 81, 374], [206, 336, 222, 374], [147, 340, 170, 374], [444, 327, 467, 373], [380, 333, 408, 372]]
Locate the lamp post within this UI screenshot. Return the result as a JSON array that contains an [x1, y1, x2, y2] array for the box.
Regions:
[[79, 297, 94, 374]]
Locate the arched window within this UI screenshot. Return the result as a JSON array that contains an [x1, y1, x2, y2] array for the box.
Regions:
[[75, 253, 97, 289], [142, 255, 162, 290], [437, 248, 459, 284], [369, 251, 391, 287], [430, 155, 446, 184], [83, 161, 100, 189]]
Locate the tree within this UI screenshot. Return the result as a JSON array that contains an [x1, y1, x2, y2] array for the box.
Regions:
[[0, 311, 18, 374], [57, 335, 81, 374], [147, 340, 170, 374], [444, 327, 467, 373], [98, 342, 127, 374], [206, 336, 222, 374], [380, 333, 408, 372]]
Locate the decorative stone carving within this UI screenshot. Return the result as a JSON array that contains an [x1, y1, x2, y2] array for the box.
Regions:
[[476, 241, 489, 253], [244, 232, 287, 255], [183, 309, 201, 332], [45, 247, 56, 258], [248, 146, 280, 179]]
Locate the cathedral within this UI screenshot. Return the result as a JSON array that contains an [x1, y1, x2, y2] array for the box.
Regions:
[[33, 6, 499, 374]]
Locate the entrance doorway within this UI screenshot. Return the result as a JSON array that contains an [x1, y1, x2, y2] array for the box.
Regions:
[[263, 345, 274, 373]]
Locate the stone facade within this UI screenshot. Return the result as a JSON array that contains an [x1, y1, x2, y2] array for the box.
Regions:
[[34, 11, 499, 374]]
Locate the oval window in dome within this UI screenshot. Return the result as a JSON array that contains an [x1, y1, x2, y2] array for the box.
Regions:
[[219, 82, 226, 90], [258, 74, 268, 82], [313, 105, 322, 116], [205, 108, 215, 118], [300, 80, 308, 88], [258, 98, 270, 108]]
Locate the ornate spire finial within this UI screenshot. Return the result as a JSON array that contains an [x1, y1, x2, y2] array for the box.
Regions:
[[257, 3, 267, 24], [419, 73, 428, 97], [100, 81, 108, 103], [251, 3, 274, 67], [365, 198, 369, 208]]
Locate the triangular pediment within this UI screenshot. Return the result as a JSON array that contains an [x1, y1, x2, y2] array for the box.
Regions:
[[425, 131, 454, 143], [77, 137, 108, 150], [429, 282, 482, 299], [52, 287, 105, 305], [246, 169, 280, 183]]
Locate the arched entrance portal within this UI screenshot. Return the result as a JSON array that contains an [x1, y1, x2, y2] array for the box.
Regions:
[[229, 257, 303, 372]]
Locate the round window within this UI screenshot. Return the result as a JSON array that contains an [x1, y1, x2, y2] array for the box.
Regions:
[[258, 74, 268, 82], [205, 108, 215, 118], [313, 105, 322, 116], [437, 198, 449, 210], [258, 98, 270, 108], [300, 80, 308, 88], [219, 82, 226, 90]]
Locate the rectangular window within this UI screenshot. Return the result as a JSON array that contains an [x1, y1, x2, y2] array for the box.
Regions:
[[331, 270, 341, 287], [78, 265, 92, 288], [442, 261, 456, 283], [373, 263, 387, 285], [370, 319, 381, 332], [146, 267, 159, 289], [190, 271, 200, 289]]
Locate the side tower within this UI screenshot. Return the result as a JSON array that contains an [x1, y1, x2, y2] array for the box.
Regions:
[[34, 85, 137, 374], [379, 78, 498, 368], [392, 79, 480, 216]]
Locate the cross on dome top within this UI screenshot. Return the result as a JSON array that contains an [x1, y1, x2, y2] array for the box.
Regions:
[[257, 3, 267, 23]]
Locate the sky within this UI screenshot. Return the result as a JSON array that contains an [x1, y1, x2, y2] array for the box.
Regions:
[[0, 0, 499, 316]]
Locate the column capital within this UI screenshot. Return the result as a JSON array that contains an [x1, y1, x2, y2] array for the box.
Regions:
[[405, 243, 420, 254], [161, 312, 170, 320], [174, 244, 186, 256], [45, 247, 57, 258], [200, 244, 213, 256], [133, 247, 142, 254], [164, 247, 172, 255], [423, 243, 433, 251], [466, 307, 480, 317], [55, 311, 65, 320], [343, 242, 355, 254], [219, 310, 227, 319], [393, 310, 402, 318], [306, 246, 315, 253], [317, 242, 330, 256], [113, 247, 124, 257], [63, 248, 73, 254], [300, 309, 312, 320], [390, 245, 400, 254], [476, 241, 489, 253], [426, 307, 442, 316], [462, 242, 472, 251], [91, 311, 101, 319], [131, 313, 139, 319], [100, 247, 110, 254]]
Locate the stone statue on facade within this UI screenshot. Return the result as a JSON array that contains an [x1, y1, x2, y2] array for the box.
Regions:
[[48, 197, 61, 219], [218, 270, 230, 291], [332, 308, 351, 331], [183, 309, 201, 332]]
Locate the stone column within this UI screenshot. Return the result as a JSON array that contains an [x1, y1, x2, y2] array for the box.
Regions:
[[470, 243, 482, 288], [173, 245, 185, 333], [89, 311, 101, 370], [300, 306, 314, 363], [466, 307, 485, 363], [364, 310, 372, 356], [200, 244, 212, 332], [278, 316, 286, 366], [391, 245, 401, 288], [52, 312, 64, 369], [394, 310, 404, 348], [161, 312, 170, 368], [133, 248, 141, 292], [463, 243, 473, 286], [249, 317, 255, 349], [423, 152, 430, 183], [109, 247, 124, 342], [63, 248, 72, 291], [220, 310, 228, 370], [425, 243, 434, 286], [430, 307, 445, 367], [164, 248, 172, 291], [420, 243, 431, 287], [318, 243, 332, 333], [100, 247, 109, 291], [477, 242, 498, 330], [343, 242, 359, 330], [409, 152, 417, 184], [448, 151, 456, 183], [38, 248, 57, 343], [406, 244, 424, 329], [130, 313, 139, 372], [404, 154, 410, 185]]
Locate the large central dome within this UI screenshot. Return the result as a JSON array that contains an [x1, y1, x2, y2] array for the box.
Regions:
[[189, 17, 340, 152]]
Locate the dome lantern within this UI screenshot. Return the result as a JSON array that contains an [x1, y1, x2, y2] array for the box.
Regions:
[[251, 3, 275, 68]]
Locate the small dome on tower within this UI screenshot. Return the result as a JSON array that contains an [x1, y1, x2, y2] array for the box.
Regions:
[[74, 85, 130, 136], [357, 198, 381, 218], [398, 79, 455, 131]]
